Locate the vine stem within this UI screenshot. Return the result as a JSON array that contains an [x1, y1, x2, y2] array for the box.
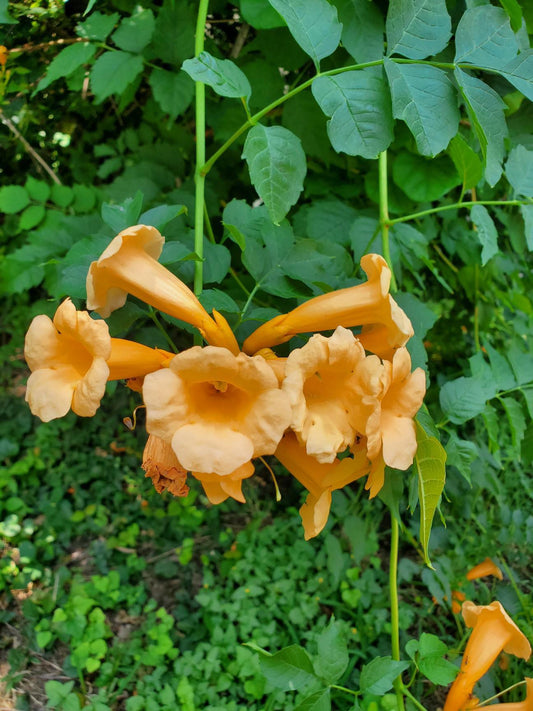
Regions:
[[389, 513, 406, 711], [194, 0, 209, 302], [388, 199, 530, 225], [379, 151, 397, 292]]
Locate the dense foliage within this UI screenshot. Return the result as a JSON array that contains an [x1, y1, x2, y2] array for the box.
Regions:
[[1, 0, 532, 709]]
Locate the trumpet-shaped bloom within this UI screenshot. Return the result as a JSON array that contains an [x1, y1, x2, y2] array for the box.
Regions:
[[86, 224, 238, 353], [193, 462, 255, 504], [466, 557, 503, 581], [282, 327, 369, 463], [243, 254, 413, 359], [363, 347, 426, 486], [275, 431, 370, 539], [143, 345, 291, 477], [142, 435, 189, 497], [443, 601, 532, 711], [106, 339, 173, 381], [473, 678, 533, 710], [25, 299, 111, 421]]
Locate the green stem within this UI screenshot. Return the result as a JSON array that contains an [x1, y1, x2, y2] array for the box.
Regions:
[[203, 201, 216, 243], [388, 199, 530, 226], [401, 684, 429, 711], [148, 308, 178, 353], [379, 151, 397, 292], [475, 680, 527, 707], [194, 0, 209, 302], [499, 556, 533, 626], [389, 513, 406, 711], [330, 684, 359, 697], [474, 264, 481, 351]]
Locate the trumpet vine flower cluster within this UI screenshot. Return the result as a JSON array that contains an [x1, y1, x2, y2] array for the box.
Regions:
[[24, 224, 426, 538]]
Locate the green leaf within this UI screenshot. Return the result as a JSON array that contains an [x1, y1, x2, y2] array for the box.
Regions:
[[439, 376, 494, 424], [0, 185, 30, 214], [445, 433, 478, 483], [455, 6, 518, 69], [182, 51, 251, 101], [419, 656, 458, 685], [505, 145, 533, 197], [414, 422, 446, 568], [19, 204, 46, 230], [454, 69, 508, 186], [498, 50, 533, 102], [51, 184, 74, 208], [471, 204, 499, 265], [520, 204, 533, 251], [0, 0, 17, 23], [101, 191, 144, 232], [500, 0, 523, 31], [392, 152, 460, 202], [384, 60, 459, 156], [90, 51, 144, 102], [312, 68, 393, 159], [386, 0, 451, 60], [267, 0, 342, 69], [259, 645, 317, 691], [152, 0, 195, 67], [299, 200, 358, 248], [293, 689, 331, 711], [36, 42, 96, 93], [284, 239, 352, 290], [139, 204, 187, 230], [77, 12, 119, 41], [359, 657, 409, 695], [149, 68, 194, 119], [448, 134, 483, 192], [112, 9, 155, 53], [499, 396, 526, 453], [333, 0, 384, 63], [313, 619, 349, 684], [418, 633, 447, 658], [25, 177, 50, 202], [242, 124, 306, 225], [240, 0, 284, 28]]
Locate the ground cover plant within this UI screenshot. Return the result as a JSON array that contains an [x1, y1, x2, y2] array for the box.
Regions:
[[1, 0, 533, 709]]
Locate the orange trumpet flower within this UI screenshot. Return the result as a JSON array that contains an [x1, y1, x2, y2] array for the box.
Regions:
[[243, 254, 413, 359], [443, 601, 532, 711], [466, 558, 503, 581], [86, 224, 238, 353]]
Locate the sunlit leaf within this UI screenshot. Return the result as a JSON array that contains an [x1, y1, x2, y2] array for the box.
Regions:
[[386, 0, 451, 60], [182, 51, 251, 101], [455, 6, 519, 68]]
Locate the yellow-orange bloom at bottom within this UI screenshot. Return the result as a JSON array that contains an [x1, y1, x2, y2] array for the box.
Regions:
[[443, 601, 532, 711], [275, 432, 370, 539]]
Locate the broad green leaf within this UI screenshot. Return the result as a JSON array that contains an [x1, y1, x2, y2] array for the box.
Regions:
[[419, 656, 458, 685], [293, 689, 331, 711], [139, 204, 187, 230], [182, 51, 251, 101], [333, 0, 384, 63], [418, 633, 447, 658], [36, 43, 96, 93], [505, 145, 533, 197], [471, 204, 499, 265], [392, 152, 460, 202], [101, 191, 144, 232], [498, 50, 533, 101], [520, 204, 533, 251], [51, 184, 73, 208], [240, 0, 285, 28], [439, 376, 494, 424], [19, 204, 46, 230], [90, 51, 144, 102], [267, 0, 342, 69], [199, 289, 240, 315], [384, 59, 459, 156], [359, 657, 409, 695], [314, 619, 349, 684], [312, 68, 393, 159], [112, 9, 155, 53], [500, 0, 523, 32], [0, 244, 48, 294], [282, 91, 334, 165], [0, 185, 30, 214], [455, 6, 519, 68], [25, 177, 50, 202], [386, 0, 451, 60], [454, 69, 508, 186], [445, 434, 477, 484], [152, 0, 195, 67], [499, 396, 526, 452], [284, 239, 352, 291], [0, 0, 17, 23], [242, 124, 306, 225], [259, 645, 317, 691], [414, 422, 446, 568], [76, 12, 119, 41], [485, 343, 516, 391], [448, 134, 483, 192], [149, 69, 194, 119], [508, 341, 533, 386], [299, 199, 358, 248]]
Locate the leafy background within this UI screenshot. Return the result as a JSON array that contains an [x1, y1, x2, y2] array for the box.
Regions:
[[0, 0, 532, 709]]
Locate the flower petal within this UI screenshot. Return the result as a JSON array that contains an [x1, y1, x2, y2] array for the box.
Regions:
[[172, 423, 254, 476], [300, 489, 332, 540], [381, 412, 417, 470], [71, 358, 110, 417], [26, 368, 76, 422]]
